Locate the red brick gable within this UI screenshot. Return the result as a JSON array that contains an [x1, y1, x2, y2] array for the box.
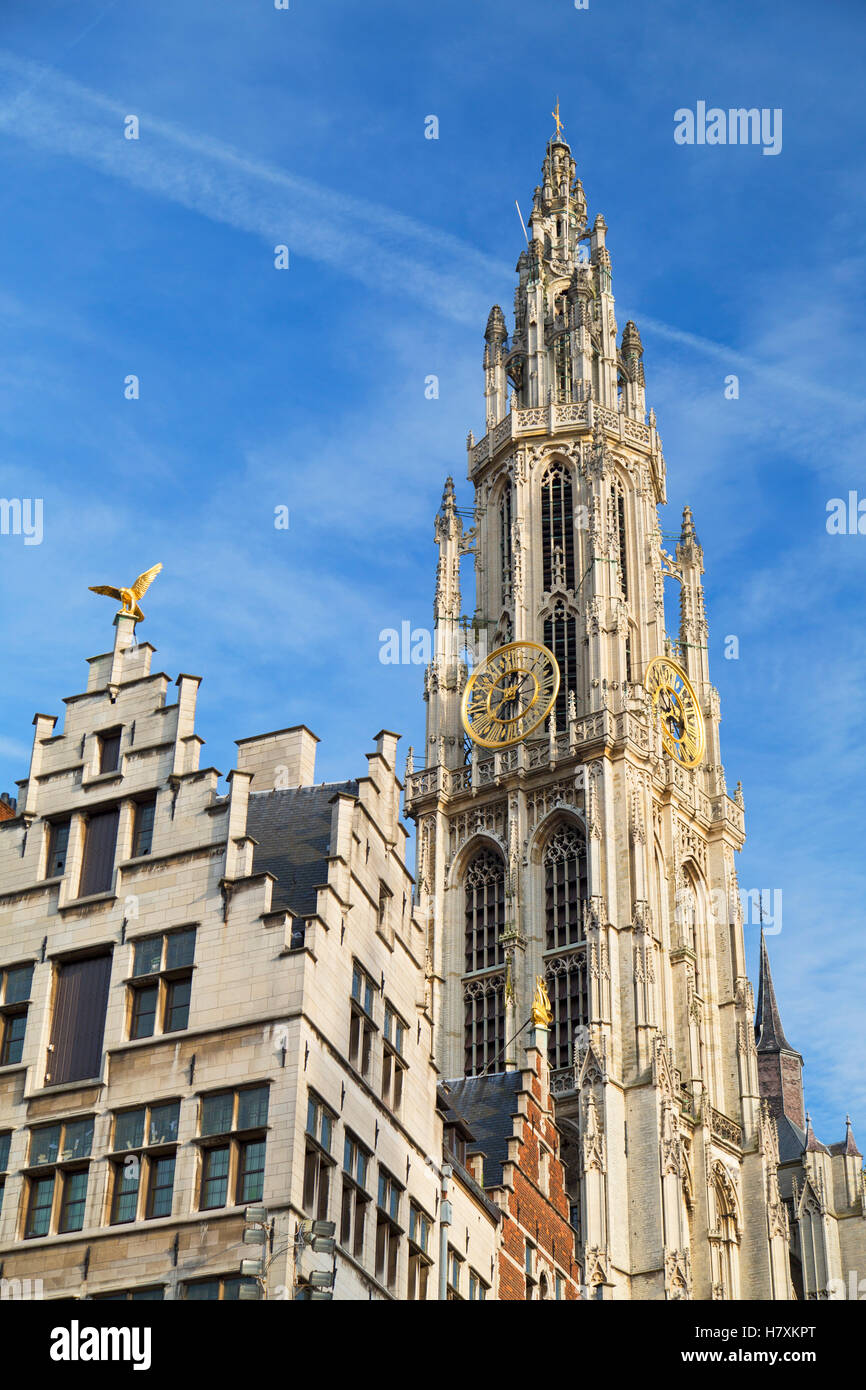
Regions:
[[494, 1034, 581, 1300]]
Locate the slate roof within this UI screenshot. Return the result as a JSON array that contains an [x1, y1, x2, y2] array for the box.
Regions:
[[777, 1113, 807, 1165], [246, 782, 358, 916], [441, 1072, 522, 1188]]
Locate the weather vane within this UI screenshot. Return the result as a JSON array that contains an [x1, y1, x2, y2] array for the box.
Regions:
[[552, 98, 565, 142], [89, 563, 163, 624]]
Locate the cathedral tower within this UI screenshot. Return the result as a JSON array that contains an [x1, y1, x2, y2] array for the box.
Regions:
[[404, 128, 794, 1299]]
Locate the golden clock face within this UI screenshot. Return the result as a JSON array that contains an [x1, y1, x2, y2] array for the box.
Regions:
[[461, 640, 560, 749], [644, 656, 705, 769]]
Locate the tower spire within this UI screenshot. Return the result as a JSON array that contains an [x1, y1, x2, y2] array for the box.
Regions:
[[754, 929, 795, 1053]]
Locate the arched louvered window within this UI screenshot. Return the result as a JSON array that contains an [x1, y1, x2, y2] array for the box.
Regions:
[[545, 957, 589, 1070], [464, 849, 505, 974], [541, 463, 575, 592], [499, 484, 513, 603], [543, 826, 587, 950], [544, 601, 578, 727], [463, 974, 505, 1077], [615, 483, 629, 602]]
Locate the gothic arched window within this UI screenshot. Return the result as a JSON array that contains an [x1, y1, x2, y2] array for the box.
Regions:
[[710, 1169, 740, 1300], [541, 463, 575, 592], [464, 848, 505, 974], [543, 825, 587, 950], [615, 482, 629, 602], [544, 601, 578, 727], [499, 484, 513, 604]]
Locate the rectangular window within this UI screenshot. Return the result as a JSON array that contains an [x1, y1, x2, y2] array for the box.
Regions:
[[132, 799, 156, 857], [1, 1010, 27, 1066], [237, 1086, 269, 1130], [408, 1202, 430, 1254], [46, 819, 70, 877], [132, 936, 163, 977], [149, 1101, 180, 1146], [99, 729, 122, 774], [303, 1147, 331, 1220], [197, 1086, 269, 1210], [348, 1006, 374, 1078], [130, 984, 158, 1040], [201, 1146, 230, 1209], [341, 1133, 371, 1261], [184, 1277, 259, 1302], [381, 1007, 407, 1114], [26, 1176, 55, 1238], [164, 977, 191, 1032], [201, 1092, 234, 1137], [383, 1003, 405, 1056], [469, 1270, 488, 1301], [0, 1132, 10, 1217], [239, 1140, 266, 1203], [0, 962, 34, 1067], [111, 1160, 140, 1224], [110, 1102, 179, 1224], [351, 963, 376, 1018], [147, 1156, 176, 1219], [408, 1202, 432, 1301], [128, 928, 196, 1040], [447, 1247, 463, 1300], [47, 955, 112, 1086], [376, 882, 393, 943], [78, 807, 119, 896], [30, 1117, 94, 1166], [25, 1118, 94, 1238], [375, 1168, 403, 1290]]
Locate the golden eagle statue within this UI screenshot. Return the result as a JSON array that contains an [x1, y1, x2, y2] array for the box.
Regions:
[[89, 563, 163, 623]]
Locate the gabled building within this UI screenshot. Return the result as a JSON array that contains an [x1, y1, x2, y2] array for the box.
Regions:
[[0, 611, 573, 1300]]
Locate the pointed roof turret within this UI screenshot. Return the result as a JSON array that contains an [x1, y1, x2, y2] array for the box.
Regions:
[[755, 930, 798, 1054], [804, 1113, 829, 1154], [829, 1116, 862, 1158], [844, 1115, 861, 1156]]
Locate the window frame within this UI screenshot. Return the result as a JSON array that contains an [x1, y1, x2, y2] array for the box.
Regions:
[[23, 1116, 95, 1240], [108, 1100, 181, 1225], [131, 798, 156, 858], [195, 1084, 270, 1213], [98, 727, 123, 775], [127, 927, 196, 1040], [45, 818, 71, 878], [0, 962, 34, 1067]]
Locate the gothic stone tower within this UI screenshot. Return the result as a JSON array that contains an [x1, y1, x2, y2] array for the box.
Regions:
[[404, 133, 793, 1300]]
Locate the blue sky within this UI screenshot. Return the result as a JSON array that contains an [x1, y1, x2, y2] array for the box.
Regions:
[[0, 0, 863, 1145]]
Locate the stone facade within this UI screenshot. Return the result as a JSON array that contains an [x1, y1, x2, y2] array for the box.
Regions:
[[0, 612, 573, 1300], [404, 135, 864, 1300]]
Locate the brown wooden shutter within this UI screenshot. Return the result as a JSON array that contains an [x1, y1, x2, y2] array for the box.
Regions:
[[47, 954, 112, 1085], [79, 807, 119, 897]]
